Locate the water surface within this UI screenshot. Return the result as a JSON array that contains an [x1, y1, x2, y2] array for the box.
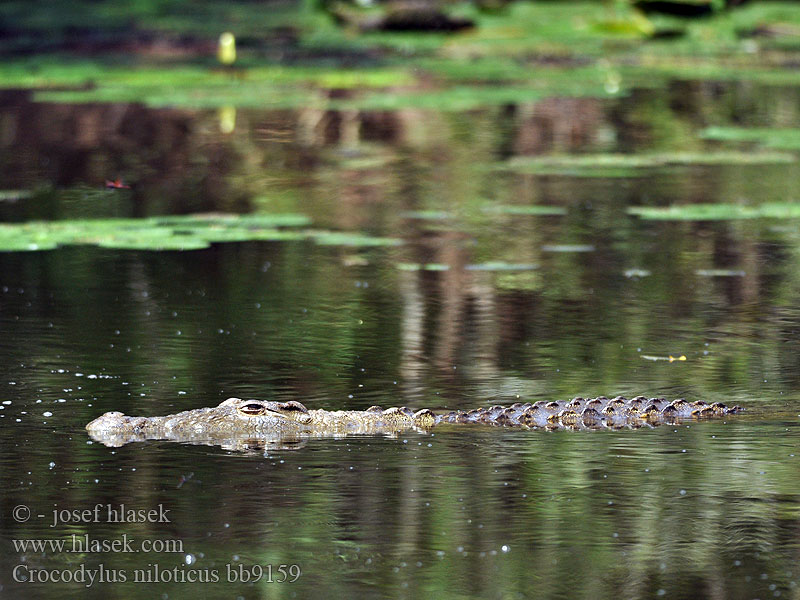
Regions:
[[2, 77, 800, 599]]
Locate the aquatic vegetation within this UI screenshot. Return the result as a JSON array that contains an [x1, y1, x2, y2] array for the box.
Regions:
[[397, 261, 538, 271], [700, 127, 800, 150], [8, 0, 800, 113], [591, 11, 656, 37], [628, 202, 800, 220], [348, 61, 630, 109], [311, 232, 403, 247], [494, 270, 541, 291], [416, 58, 627, 93], [18, 62, 623, 110], [623, 59, 800, 87], [153, 213, 310, 228], [95, 230, 216, 251], [306, 1, 622, 58], [502, 151, 796, 176], [343, 84, 547, 111], [0, 213, 405, 252], [464, 262, 539, 271], [400, 210, 452, 220], [502, 154, 660, 177], [695, 268, 746, 277], [481, 205, 567, 216], [0, 190, 33, 201], [0, 59, 415, 109], [0, 57, 416, 93], [21, 54, 800, 112], [541, 244, 595, 253], [396, 263, 451, 271]]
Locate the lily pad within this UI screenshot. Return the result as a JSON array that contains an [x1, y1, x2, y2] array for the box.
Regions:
[[700, 127, 800, 150], [312, 232, 403, 247], [502, 151, 796, 177], [400, 211, 452, 220], [495, 271, 541, 292], [628, 203, 800, 220], [0, 212, 342, 252], [11, 61, 416, 110], [481, 205, 568, 216], [152, 213, 311, 227], [695, 269, 746, 277], [397, 262, 539, 272], [464, 262, 540, 271], [0, 190, 33, 202], [96, 236, 212, 251], [541, 244, 595, 253], [0, 237, 59, 251], [396, 263, 450, 271]]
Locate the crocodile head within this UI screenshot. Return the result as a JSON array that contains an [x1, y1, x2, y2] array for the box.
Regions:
[[85, 397, 315, 447]]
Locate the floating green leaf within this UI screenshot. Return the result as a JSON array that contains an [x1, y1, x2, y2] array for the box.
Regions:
[[153, 213, 312, 228], [95, 235, 212, 251], [465, 262, 540, 271], [502, 151, 796, 177], [6, 60, 416, 110], [542, 244, 595, 253], [481, 205, 568, 216], [400, 211, 452, 220], [311, 232, 403, 247], [396, 263, 450, 271], [695, 269, 746, 277], [495, 271, 541, 292], [397, 262, 539, 272], [629, 203, 800, 220], [0, 190, 33, 201], [700, 127, 800, 150], [0, 213, 400, 252]]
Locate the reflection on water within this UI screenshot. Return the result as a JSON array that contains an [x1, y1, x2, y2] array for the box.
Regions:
[[2, 78, 800, 599]]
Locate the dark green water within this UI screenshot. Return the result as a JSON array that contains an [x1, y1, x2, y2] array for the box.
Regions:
[[2, 79, 800, 599]]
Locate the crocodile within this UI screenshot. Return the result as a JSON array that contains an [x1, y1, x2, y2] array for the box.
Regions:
[[86, 396, 743, 449]]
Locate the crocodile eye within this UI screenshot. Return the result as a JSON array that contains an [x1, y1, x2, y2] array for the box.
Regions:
[[238, 402, 266, 416]]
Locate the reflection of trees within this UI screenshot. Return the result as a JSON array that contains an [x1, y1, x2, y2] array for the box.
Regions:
[[394, 189, 800, 402], [4, 85, 800, 400], [513, 97, 607, 156]]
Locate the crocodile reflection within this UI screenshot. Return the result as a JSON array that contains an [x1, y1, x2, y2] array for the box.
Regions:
[[85, 396, 744, 450]]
